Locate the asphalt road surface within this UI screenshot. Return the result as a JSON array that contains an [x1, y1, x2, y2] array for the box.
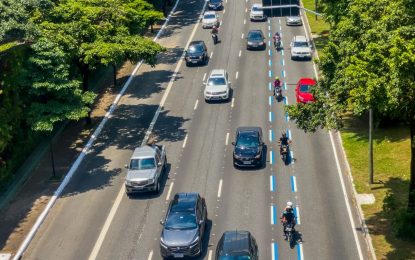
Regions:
[[23, 0, 371, 259]]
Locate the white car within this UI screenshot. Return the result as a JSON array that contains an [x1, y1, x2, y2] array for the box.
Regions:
[[290, 35, 312, 60], [202, 11, 219, 29], [250, 4, 265, 21], [286, 16, 302, 26], [204, 69, 230, 102]]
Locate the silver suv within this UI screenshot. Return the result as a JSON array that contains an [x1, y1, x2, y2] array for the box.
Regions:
[[290, 35, 312, 60], [125, 144, 167, 195], [204, 69, 230, 102]]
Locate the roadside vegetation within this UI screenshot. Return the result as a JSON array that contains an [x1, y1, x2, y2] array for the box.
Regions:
[[294, 0, 415, 258], [0, 0, 168, 190]]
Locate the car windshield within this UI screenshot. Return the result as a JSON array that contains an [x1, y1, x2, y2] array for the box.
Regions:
[[252, 6, 260, 11], [219, 256, 251, 260], [248, 32, 262, 40], [300, 84, 312, 93], [188, 44, 204, 53], [204, 14, 216, 19], [165, 212, 197, 230], [236, 132, 259, 148], [293, 41, 308, 47], [129, 158, 156, 170], [208, 77, 226, 86]]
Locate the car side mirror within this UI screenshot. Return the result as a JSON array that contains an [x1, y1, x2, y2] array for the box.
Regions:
[[232, 141, 236, 146], [124, 164, 129, 169], [160, 219, 165, 225]]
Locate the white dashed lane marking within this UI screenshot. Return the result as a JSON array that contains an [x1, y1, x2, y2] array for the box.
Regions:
[[194, 99, 199, 110]]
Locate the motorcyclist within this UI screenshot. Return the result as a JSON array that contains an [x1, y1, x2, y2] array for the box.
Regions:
[[273, 77, 281, 96], [273, 32, 281, 47], [280, 201, 296, 240], [211, 25, 219, 43], [278, 132, 291, 155]]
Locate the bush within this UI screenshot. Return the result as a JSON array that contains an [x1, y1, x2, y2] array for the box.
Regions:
[[391, 208, 415, 241]]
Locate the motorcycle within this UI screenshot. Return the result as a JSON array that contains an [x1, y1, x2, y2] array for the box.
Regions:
[[274, 85, 282, 101], [284, 222, 296, 248], [211, 32, 218, 44], [280, 144, 289, 163], [273, 38, 281, 50]]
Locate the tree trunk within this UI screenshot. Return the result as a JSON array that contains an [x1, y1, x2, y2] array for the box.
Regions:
[[408, 115, 415, 216], [81, 64, 89, 92], [112, 64, 117, 87]]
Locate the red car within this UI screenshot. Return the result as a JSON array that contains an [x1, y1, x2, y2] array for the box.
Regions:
[[295, 78, 316, 103]]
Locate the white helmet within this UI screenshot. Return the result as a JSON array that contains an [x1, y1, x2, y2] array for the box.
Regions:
[[286, 201, 293, 209]]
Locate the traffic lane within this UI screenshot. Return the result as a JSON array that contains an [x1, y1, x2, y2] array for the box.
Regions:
[[139, 0, 251, 257], [213, 15, 272, 259], [23, 0, 207, 259]]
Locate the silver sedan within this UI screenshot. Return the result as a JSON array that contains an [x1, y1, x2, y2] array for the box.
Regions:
[[286, 16, 302, 26]]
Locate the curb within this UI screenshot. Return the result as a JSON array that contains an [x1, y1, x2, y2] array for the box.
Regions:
[[300, 2, 377, 259]]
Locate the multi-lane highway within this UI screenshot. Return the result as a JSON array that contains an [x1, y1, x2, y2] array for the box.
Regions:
[[22, 0, 371, 259]]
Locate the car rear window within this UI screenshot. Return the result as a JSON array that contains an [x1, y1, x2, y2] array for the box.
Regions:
[[130, 158, 156, 170], [293, 41, 308, 47], [204, 14, 216, 19], [300, 84, 311, 93], [252, 6, 260, 11]]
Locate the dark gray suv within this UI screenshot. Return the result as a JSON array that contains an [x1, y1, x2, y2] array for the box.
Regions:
[[160, 193, 208, 258]]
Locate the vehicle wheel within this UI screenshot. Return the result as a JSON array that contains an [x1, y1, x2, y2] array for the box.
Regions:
[[186, 61, 190, 67]]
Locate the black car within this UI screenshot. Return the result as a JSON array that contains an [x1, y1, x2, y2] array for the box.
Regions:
[[246, 30, 266, 50], [160, 192, 208, 258], [208, 0, 223, 10], [215, 231, 259, 260], [185, 41, 208, 66], [232, 127, 264, 167]]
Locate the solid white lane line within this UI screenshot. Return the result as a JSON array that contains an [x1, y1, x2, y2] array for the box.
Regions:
[[241, 33, 244, 39], [194, 99, 199, 110], [208, 249, 213, 260], [217, 179, 223, 198], [203, 72, 207, 81], [231, 98, 235, 108], [329, 131, 364, 259], [236, 71, 239, 79], [225, 132, 230, 145], [239, 50, 242, 57], [147, 251, 153, 260], [89, 186, 125, 260], [210, 52, 213, 59], [182, 134, 188, 148], [166, 182, 174, 201]]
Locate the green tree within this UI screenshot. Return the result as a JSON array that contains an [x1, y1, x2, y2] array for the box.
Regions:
[[286, 0, 415, 212], [27, 37, 96, 132]]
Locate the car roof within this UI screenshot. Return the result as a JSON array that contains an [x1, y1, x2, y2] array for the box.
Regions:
[[298, 78, 316, 85], [170, 193, 199, 212], [131, 145, 156, 159], [220, 231, 251, 255], [293, 35, 307, 42], [236, 127, 262, 134], [248, 29, 263, 34], [209, 69, 226, 77], [204, 11, 216, 15]]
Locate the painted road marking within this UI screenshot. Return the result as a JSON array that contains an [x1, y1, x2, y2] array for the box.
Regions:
[[282, 59, 285, 66], [269, 96, 272, 106], [245, 7, 247, 12], [285, 112, 290, 122], [208, 249, 213, 260], [270, 150, 274, 165], [271, 205, 277, 224], [278, 18, 281, 24], [241, 33, 244, 39], [268, 25, 271, 31], [268, 19, 271, 24], [268, 41, 271, 47], [287, 129, 292, 139], [269, 129, 274, 142], [268, 32, 271, 38], [147, 251, 153, 260], [272, 243, 279, 260], [281, 70, 285, 78], [269, 59, 272, 67], [194, 99, 199, 110], [281, 49, 284, 56], [269, 82, 272, 91], [290, 151, 294, 163], [294, 206, 301, 224], [239, 50, 242, 57], [297, 243, 304, 260], [268, 49, 272, 56], [217, 179, 223, 198], [244, 19, 246, 24], [290, 176, 297, 192], [284, 82, 287, 90], [235, 71, 239, 79], [270, 175, 276, 192], [166, 182, 174, 201], [279, 25, 282, 31], [225, 132, 229, 145], [223, 8, 226, 13], [269, 111, 273, 122], [269, 70, 272, 78], [182, 134, 188, 148], [283, 97, 287, 105], [231, 98, 235, 108], [203, 72, 207, 81], [210, 52, 213, 59]]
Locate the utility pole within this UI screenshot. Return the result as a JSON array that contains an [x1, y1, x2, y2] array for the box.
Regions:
[[369, 108, 374, 184], [315, 0, 318, 20], [50, 139, 56, 178]]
